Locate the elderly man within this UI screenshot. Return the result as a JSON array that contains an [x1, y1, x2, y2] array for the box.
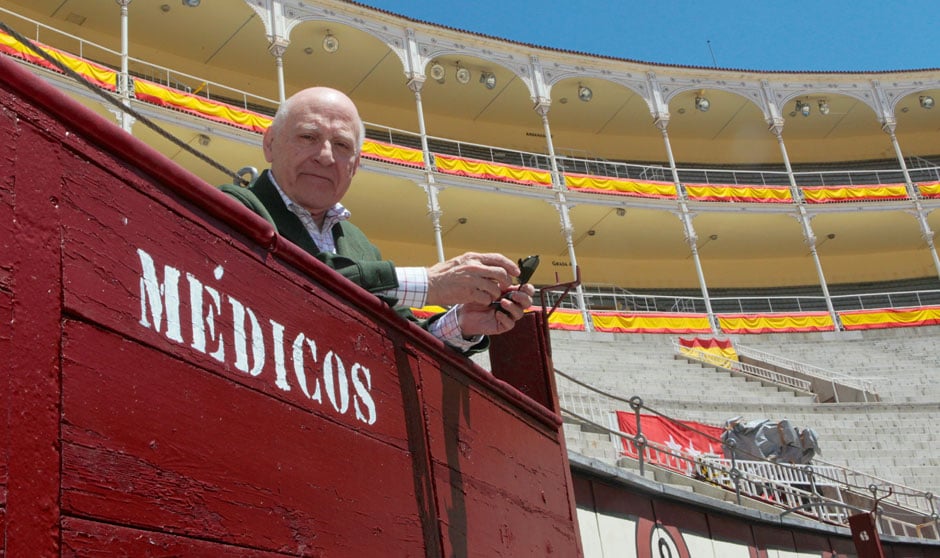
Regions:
[[221, 87, 534, 353]]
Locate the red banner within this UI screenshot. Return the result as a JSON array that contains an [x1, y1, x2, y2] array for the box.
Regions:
[[616, 412, 724, 474]]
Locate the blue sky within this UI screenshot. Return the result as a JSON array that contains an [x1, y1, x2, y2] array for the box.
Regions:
[[359, 1, 938, 72]]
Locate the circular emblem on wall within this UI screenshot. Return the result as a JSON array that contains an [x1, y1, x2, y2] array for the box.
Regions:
[[636, 517, 691, 558]]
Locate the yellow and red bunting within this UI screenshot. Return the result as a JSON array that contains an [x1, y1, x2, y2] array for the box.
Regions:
[[360, 139, 424, 168], [717, 312, 835, 334], [918, 182, 940, 199], [564, 173, 677, 199], [685, 183, 792, 203], [677, 336, 738, 365], [434, 153, 553, 187], [133, 80, 271, 133], [592, 311, 712, 334], [839, 306, 940, 330], [0, 29, 117, 91], [802, 183, 909, 203]]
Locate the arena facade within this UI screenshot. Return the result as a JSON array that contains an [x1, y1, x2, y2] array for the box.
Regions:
[[3, 0, 940, 555]]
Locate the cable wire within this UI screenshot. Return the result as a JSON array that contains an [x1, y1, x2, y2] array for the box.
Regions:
[[0, 20, 248, 186]]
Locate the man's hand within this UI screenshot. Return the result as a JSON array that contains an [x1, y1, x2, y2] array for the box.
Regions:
[[426, 252, 519, 306], [457, 284, 535, 336]]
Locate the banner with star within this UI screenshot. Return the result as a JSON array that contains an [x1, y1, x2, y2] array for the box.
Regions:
[[617, 412, 725, 476]]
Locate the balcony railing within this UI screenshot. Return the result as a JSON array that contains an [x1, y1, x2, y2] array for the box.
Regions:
[[4, 6, 940, 194], [543, 286, 940, 314]]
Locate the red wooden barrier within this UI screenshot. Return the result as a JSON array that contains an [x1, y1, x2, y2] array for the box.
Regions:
[[0, 55, 581, 556]]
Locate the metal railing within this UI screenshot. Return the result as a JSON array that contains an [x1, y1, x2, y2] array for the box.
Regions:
[[0, 7, 279, 113], [5, 7, 940, 196], [734, 343, 878, 399], [542, 286, 940, 315], [555, 369, 940, 540], [672, 341, 816, 396]]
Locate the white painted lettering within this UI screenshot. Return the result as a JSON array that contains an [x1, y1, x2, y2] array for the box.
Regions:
[[270, 319, 291, 392], [291, 333, 322, 402], [352, 363, 376, 425], [135, 248, 377, 425], [187, 272, 225, 362], [229, 295, 265, 376], [323, 350, 350, 414], [137, 248, 183, 343]]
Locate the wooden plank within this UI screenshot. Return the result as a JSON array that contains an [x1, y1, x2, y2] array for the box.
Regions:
[[61, 320, 427, 555], [62, 517, 288, 556], [488, 312, 557, 411], [4, 111, 64, 556], [418, 356, 579, 557]]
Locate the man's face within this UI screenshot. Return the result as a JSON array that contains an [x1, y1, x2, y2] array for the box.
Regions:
[[263, 89, 361, 220]]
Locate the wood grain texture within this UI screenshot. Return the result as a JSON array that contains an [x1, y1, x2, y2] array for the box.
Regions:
[[62, 517, 291, 557], [62, 321, 426, 556], [417, 357, 579, 557], [3, 113, 65, 558]]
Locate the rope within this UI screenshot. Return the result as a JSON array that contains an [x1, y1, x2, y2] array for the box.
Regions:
[[0, 20, 248, 186]]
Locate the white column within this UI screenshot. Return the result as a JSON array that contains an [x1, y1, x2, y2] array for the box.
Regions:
[[771, 124, 840, 329], [116, 0, 134, 132], [269, 41, 287, 103], [884, 124, 940, 279], [656, 118, 718, 333], [408, 77, 445, 263], [535, 103, 592, 331]]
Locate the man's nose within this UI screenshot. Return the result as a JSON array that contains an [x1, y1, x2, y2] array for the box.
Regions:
[[313, 140, 335, 164]]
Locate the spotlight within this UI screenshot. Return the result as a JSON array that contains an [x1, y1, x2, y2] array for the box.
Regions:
[[577, 84, 593, 102], [455, 64, 471, 85], [818, 99, 830, 115], [322, 31, 339, 53], [429, 62, 445, 84], [181, 0, 200, 6], [796, 100, 811, 117], [480, 72, 496, 90], [921, 95, 935, 109], [694, 95, 710, 112]]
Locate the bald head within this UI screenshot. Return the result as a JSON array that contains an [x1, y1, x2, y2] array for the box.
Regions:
[[263, 87, 365, 225], [269, 87, 365, 153]]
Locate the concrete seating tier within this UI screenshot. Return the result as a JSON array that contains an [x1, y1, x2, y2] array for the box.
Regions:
[[549, 328, 940, 496]]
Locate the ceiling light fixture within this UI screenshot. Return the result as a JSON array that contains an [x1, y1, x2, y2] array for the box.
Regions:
[[694, 95, 710, 112], [818, 99, 830, 115], [577, 84, 593, 102], [455, 63, 471, 85], [480, 71, 496, 90], [429, 62, 445, 84], [181, 0, 200, 7], [921, 95, 935, 109], [796, 99, 811, 117], [322, 31, 339, 53]]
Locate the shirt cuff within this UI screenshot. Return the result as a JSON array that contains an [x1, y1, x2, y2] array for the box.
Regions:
[[377, 266, 428, 308], [429, 305, 484, 351]]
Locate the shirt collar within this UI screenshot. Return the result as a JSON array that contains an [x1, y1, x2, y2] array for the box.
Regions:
[[268, 171, 351, 232]]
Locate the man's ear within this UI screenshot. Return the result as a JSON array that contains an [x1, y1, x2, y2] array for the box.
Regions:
[[351, 153, 361, 176], [262, 128, 275, 163]]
